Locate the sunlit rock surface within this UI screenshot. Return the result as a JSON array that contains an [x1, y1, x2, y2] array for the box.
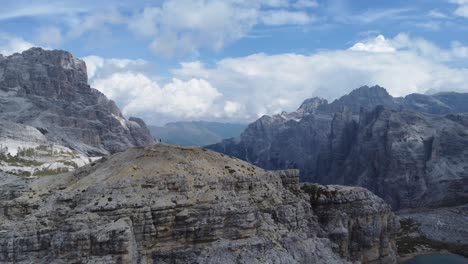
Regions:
[[0, 145, 398, 263]]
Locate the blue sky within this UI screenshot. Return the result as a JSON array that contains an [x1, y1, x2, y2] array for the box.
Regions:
[[1, 0, 468, 125]]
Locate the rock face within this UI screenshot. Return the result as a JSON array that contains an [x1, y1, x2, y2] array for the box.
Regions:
[[0, 145, 398, 263], [318, 108, 468, 209], [207, 86, 468, 210], [0, 48, 155, 156], [302, 184, 398, 263], [0, 120, 98, 177]]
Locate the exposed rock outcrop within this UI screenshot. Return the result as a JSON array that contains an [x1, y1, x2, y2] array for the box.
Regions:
[[0, 48, 155, 156], [0, 145, 398, 263], [302, 184, 399, 263], [207, 86, 468, 210], [0, 120, 97, 177]]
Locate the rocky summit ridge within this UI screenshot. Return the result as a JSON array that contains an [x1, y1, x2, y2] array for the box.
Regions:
[[207, 86, 468, 210], [0, 47, 155, 157], [0, 144, 398, 263]]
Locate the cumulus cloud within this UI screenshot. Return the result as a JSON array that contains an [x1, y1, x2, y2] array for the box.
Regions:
[[172, 34, 468, 121], [352, 33, 468, 62], [93, 73, 221, 118], [83, 34, 468, 123], [224, 101, 243, 117], [82, 56, 223, 121], [0, 34, 35, 56], [350, 35, 396, 53], [83, 55, 150, 79]]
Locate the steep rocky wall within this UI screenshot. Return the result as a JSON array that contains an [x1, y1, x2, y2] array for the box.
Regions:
[[207, 86, 468, 210], [0, 48, 155, 156], [302, 184, 399, 263], [0, 145, 398, 263], [318, 108, 468, 209]]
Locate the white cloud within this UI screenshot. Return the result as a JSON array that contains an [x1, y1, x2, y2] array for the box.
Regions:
[[67, 8, 125, 39], [0, 2, 86, 21], [128, 0, 316, 56], [82, 56, 223, 119], [450, 0, 468, 17], [145, 0, 259, 56], [128, 7, 161, 36], [171, 34, 468, 121], [82, 34, 468, 123], [350, 35, 396, 53], [26, 6, 128, 47], [332, 7, 415, 24], [350, 33, 468, 62], [92, 72, 222, 118], [260, 10, 315, 25], [82, 55, 149, 80], [0, 34, 35, 56], [224, 101, 242, 116], [2, 1, 318, 56], [428, 9, 449, 19]]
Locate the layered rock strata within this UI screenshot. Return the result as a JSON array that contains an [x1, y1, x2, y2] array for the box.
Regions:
[[0, 48, 155, 156], [0, 145, 398, 263]]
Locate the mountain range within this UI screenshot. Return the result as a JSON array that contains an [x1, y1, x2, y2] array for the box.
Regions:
[[0, 48, 403, 263], [0, 47, 467, 262], [148, 121, 246, 146], [207, 86, 468, 210]]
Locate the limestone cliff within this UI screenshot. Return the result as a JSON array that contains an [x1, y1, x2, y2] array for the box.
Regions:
[[207, 86, 468, 210], [0, 48, 155, 156], [0, 145, 398, 263]]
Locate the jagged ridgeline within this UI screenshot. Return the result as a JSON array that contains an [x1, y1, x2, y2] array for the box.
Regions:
[[0, 48, 155, 175], [207, 86, 468, 210]]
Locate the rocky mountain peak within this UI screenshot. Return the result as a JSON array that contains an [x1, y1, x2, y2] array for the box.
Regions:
[[1, 47, 89, 99], [0, 47, 155, 156], [326, 85, 400, 113], [20, 47, 86, 75], [350, 85, 389, 96], [298, 97, 328, 113]]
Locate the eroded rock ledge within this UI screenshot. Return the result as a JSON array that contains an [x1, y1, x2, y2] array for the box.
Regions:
[[0, 145, 398, 263], [302, 184, 399, 263]]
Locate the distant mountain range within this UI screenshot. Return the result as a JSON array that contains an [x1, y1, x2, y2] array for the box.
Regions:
[[207, 86, 468, 210], [148, 121, 246, 146]]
